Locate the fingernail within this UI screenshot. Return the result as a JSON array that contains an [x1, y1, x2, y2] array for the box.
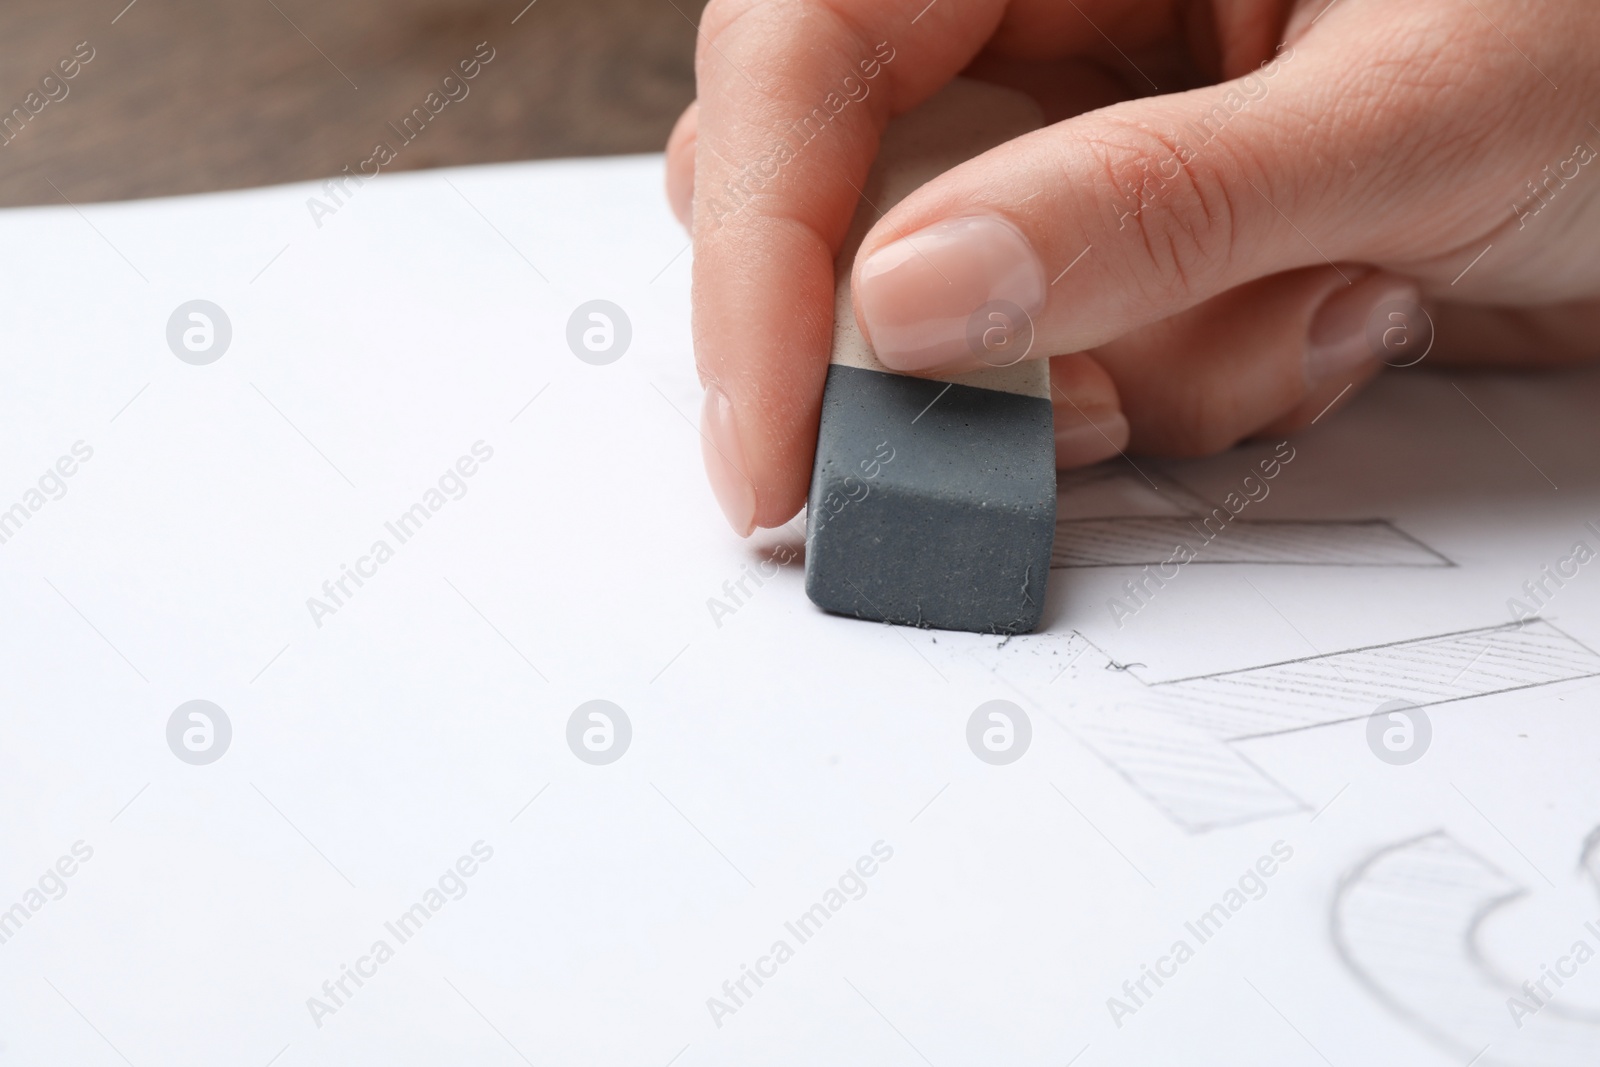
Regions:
[[1055, 411, 1129, 469], [700, 383, 756, 536], [857, 215, 1046, 372], [1306, 273, 1421, 386]]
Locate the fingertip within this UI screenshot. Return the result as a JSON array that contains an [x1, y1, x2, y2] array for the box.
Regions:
[[856, 214, 1046, 374], [1049, 353, 1129, 468], [699, 381, 756, 537], [1056, 411, 1130, 468], [690, 212, 835, 536], [1306, 271, 1419, 388]]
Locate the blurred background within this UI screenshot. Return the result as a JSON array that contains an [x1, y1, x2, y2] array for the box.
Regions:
[[0, 0, 701, 206]]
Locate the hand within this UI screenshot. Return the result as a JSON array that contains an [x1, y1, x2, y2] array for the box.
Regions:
[[666, 0, 1600, 535]]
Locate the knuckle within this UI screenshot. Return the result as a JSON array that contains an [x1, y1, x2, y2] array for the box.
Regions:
[[698, 0, 766, 58], [1086, 119, 1243, 303], [697, 0, 803, 85], [698, 0, 864, 84]]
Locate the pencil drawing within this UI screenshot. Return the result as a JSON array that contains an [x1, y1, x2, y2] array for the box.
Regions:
[[1332, 831, 1600, 1065], [1051, 463, 1452, 569], [1027, 621, 1600, 831]]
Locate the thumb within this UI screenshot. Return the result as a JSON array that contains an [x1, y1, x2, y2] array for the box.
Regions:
[[851, 32, 1418, 373]]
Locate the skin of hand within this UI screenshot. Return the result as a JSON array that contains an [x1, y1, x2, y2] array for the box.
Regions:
[[664, 0, 1600, 535]]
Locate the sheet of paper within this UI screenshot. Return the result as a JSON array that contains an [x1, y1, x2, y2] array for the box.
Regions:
[[3, 154, 1599, 1067]]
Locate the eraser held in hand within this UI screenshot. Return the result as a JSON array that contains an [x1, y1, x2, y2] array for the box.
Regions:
[[804, 79, 1057, 635]]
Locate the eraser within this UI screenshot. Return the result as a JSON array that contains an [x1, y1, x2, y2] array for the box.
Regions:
[[804, 79, 1057, 634]]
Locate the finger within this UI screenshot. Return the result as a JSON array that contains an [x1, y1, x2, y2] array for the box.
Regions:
[[671, 56, 1129, 233], [689, 0, 1010, 533], [1049, 352, 1129, 468], [665, 101, 697, 230], [848, 4, 1538, 376], [669, 58, 1123, 234], [670, 0, 1190, 242], [1249, 288, 1600, 435], [670, 0, 1210, 239], [1092, 267, 1418, 456]]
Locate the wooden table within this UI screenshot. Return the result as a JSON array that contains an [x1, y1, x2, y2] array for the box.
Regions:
[[0, 0, 699, 207]]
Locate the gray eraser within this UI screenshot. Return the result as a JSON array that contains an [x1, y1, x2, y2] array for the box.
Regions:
[[803, 80, 1058, 634], [806, 363, 1056, 633]]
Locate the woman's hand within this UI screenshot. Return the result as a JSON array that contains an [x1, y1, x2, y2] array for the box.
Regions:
[[666, 0, 1600, 534]]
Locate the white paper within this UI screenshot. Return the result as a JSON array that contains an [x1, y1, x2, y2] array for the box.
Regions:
[[2, 154, 1598, 1066]]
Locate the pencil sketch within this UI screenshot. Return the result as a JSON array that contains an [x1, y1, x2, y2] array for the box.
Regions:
[[1051, 464, 1451, 568], [1332, 831, 1600, 1065], [1002, 621, 1600, 832]]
